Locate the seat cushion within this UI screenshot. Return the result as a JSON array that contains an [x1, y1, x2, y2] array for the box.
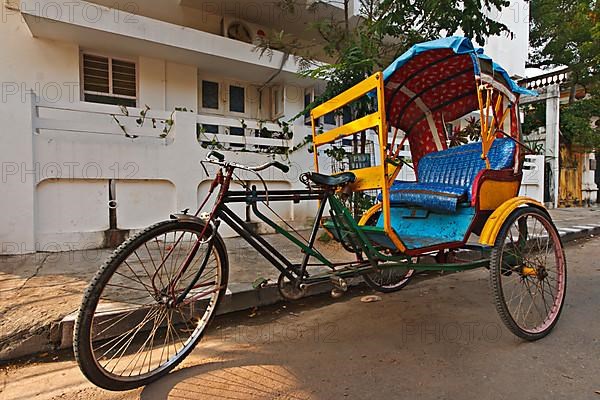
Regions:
[[377, 139, 516, 213], [417, 138, 516, 189], [382, 181, 468, 213]]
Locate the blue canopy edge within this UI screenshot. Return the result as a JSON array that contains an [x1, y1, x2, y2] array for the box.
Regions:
[[381, 36, 537, 98]]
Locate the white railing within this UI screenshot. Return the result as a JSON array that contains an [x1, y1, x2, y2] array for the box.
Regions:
[[33, 96, 172, 140], [196, 114, 292, 151], [22, 93, 312, 253], [32, 94, 293, 153]]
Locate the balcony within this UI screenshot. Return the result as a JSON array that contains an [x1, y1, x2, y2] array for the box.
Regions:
[[33, 96, 294, 152]]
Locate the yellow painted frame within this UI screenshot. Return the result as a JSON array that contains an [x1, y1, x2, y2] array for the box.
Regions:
[[310, 72, 405, 251], [479, 196, 546, 245], [358, 203, 382, 226]]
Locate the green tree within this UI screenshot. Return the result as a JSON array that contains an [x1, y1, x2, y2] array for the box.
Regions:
[[527, 0, 600, 148], [560, 89, 600, 148], [263, 0, 512, 108], [275, 0, 511, 105], [529, 0, 600, 100]]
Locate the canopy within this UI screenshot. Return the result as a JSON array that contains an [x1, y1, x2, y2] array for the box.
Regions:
[[382, 36, 536, 166]]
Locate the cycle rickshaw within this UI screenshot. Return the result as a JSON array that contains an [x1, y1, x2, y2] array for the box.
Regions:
[[74, 36, 567, 390]]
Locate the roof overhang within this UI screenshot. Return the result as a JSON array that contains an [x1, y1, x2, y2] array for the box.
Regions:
[[20, 0, 314, 86]]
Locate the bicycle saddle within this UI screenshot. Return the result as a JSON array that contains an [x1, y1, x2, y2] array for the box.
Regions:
[[304, 172, 356, 187]]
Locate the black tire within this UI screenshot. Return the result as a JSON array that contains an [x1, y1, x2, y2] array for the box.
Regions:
[[363, 265, 415, 293], [360, 210, 415, 293], [74, 220, 228, 390], [489, 206, 567, 341]]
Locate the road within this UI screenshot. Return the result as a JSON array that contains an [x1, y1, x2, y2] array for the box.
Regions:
[[2, 237, 599, 400]]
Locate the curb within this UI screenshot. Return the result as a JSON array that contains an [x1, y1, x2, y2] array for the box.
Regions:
[[4, 223, 600, 361], [55, 279, 347, 351], [556, 224, 600, 242]]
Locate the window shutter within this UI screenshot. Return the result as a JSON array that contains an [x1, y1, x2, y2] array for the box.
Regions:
[[111, 59, 136, 98], [83, 54, 109, 94]]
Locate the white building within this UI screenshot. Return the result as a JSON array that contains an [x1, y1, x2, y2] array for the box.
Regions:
[[0, 0, 530, 254]]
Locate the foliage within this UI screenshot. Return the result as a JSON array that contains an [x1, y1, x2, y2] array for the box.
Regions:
[[260, 0, 512, 128], [524, 139, 545, 155], [529, 0, 600, 89], [463, 116, 483, 142], [446, 116, 481, 147], [521, 102, 546, 137], [528, 1, 600, 149], [111, 104, 189, 139], [560, 92, 600, 148], [324, 145, 347, 162], [521, 90, 600, 149]]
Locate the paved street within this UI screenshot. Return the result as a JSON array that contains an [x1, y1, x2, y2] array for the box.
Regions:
[[1, 236, 599, 400], [2, 207, 600, 361]]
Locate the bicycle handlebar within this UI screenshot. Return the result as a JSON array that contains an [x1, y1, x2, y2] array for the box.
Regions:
[[204, 151, 289, 173]]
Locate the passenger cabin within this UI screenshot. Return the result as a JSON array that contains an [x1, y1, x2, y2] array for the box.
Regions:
[[312, 37, 537, 255]]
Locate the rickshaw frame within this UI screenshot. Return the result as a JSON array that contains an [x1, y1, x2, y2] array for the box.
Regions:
[[309, 70, 546, 257]]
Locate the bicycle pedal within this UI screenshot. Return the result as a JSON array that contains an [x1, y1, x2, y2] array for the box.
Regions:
[[252, 277, 270, 289], [330, 276, 348, 291]]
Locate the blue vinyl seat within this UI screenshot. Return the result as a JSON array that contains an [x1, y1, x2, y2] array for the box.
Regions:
[[379, 138, 516, 213]]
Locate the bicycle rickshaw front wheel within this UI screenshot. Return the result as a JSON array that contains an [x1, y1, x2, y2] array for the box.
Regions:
[[489, 206, 567, 341], [74, 219, 228, 391]]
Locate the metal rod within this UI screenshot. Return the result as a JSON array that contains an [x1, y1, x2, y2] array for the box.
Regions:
[[250, 202, 333, 268], [298, 197, 328, 278], [217, 206, 297, 278]]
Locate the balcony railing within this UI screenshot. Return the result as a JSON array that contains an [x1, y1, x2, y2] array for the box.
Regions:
[[520, 68, 571, 90], [33, 97, 171, 140], [32, 94, 293, 152], [196, 114, 292, 152]]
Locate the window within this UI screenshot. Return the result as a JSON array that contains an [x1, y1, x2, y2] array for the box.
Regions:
[[272, 85, 284, 119], [229, 85, 245, 113], [199, 75, 250, 116], [202, 80, 220, 110], [82, 53, 137, 107], [229, 126, 245, 148], [304, 87, 314, 126], [324, 112, 336, 126]]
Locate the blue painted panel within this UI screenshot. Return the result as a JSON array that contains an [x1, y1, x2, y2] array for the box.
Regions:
[[375, 205, 476, 250]]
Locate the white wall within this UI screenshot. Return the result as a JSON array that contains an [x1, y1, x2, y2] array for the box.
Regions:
[[0, 9, 78, 253], [483, 0, 530, 77], [0, 5, 316, 254]]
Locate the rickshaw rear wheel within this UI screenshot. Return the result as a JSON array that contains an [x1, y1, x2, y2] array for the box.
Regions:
[[360, 208, 415, 293], [489, 206, 567, 341], [363, 263, 415, 293]]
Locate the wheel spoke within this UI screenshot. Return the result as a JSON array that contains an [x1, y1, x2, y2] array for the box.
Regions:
[[494, 210, 566, 338], [78, 223, 225, 386]]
